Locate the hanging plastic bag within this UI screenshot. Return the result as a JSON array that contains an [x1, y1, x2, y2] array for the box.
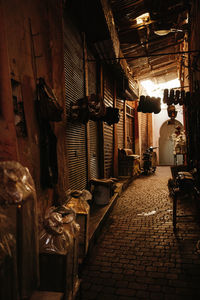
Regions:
[[39, 206, 79, 254], [0, 161, 35, 205], [36, 77, 63, 122]]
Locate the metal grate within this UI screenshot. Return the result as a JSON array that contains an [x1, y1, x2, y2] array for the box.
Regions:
[[117, 98, 124, 149], [88, 51, 99, 180], [64, 12, 87, 190], [104, 72, 114, 178], [140, 113, 148, 158]]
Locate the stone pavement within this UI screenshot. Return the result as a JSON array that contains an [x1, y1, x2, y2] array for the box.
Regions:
[[78, 166, 200, 300]]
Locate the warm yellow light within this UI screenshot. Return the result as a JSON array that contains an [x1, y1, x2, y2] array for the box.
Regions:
[[140, 78, 180, 99], [154, 29, 171, 36], [136, 13, 150, 25]]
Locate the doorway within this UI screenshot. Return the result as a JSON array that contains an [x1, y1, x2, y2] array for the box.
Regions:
[[159, 120, 183, 165]]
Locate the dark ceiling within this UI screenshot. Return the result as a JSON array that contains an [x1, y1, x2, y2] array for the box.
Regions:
[[109, 0, 190, 82]]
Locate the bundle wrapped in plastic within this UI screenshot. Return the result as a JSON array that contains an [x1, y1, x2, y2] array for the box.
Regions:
[[39, 206, 80, 255], [0, 161, 39, 299], [0, 210, 18, 300], [64, 190, 91, 258], [64, 189, 92, 214], [0, 211, 16, 265], [0, 161, 35, 205]]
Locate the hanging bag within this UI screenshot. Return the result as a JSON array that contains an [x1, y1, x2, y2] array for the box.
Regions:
[[37, 78, 63, 122]]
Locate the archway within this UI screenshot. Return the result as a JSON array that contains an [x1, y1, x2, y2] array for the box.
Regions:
[[159, 120, 183, 165]]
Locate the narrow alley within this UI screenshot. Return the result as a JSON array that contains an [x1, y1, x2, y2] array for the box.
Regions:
[[2, 2, 200, 300], [79, 167, 200, 300]]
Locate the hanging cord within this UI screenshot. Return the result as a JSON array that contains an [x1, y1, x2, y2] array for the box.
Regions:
[[28, 18, 42, 85]]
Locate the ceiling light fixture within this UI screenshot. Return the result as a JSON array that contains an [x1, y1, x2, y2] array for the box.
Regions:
[[154, 29, 171, 36], [136, 13, 150, 25], [154, 28, 184, 36]]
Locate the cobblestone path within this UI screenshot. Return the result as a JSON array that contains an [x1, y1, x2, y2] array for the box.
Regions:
[[79, 167, 200, 300]]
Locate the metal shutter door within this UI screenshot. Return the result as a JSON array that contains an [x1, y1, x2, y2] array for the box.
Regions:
[[88, 53, 99, 179], [126, 115, 134, 151], [140, 113, 148, 157], [104, 73, 114, 178], [117, 98, 124, 149], [64, 15, 87, 190]]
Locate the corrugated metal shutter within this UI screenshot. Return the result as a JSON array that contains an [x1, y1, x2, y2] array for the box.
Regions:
[[117, 98, 124, 149], [64, 14, 87, 190], [126, 115, 134, 151], [88, 53, 99, 179], [126, 105, 135, 151], [104, 73, 114, 178], [140, 113, 148, 157]]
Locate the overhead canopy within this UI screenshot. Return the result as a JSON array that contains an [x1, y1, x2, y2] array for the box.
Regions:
[[65, 0, 139, 99], [109, 0, 190, 82]]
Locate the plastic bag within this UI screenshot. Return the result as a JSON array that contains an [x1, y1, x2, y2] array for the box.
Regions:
[[39, 206, 79, 254], [0, 210, 18, 300], [0, 161, 35, 205], [65, 189, 91, 214], [0, 212, 16, 264]]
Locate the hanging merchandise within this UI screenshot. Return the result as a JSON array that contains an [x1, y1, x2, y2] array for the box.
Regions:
[[179, 90, 185, 105], [169, 89, 175, 105], [70, 95, 119, 125], [36, 78, 63, 122], [137, 95, 161, 114], [153, 97, 161, 114], [174, 90, 180, 105], [163, 88, 185, 106], [143, 96, 150, 113], [70, 94, 106, 124], [35, 97, 59, 189], [163, 89, 168, 104], [137, 95, 144, 112], [70, 97, 89, 124], [101, 107, 120, 125], [88, 94, 106, 121], [167, 105, 177, 120]]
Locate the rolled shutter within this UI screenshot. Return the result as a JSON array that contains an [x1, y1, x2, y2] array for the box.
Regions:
[[140, 113, 148, 156], [88, 52, 99, 179], [104, 72, 114, 178], [64, 13, 87, 190], [117, 98, 124, 149], [126, 105, 135, 151]]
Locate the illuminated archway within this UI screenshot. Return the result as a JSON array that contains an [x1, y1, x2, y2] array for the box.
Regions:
[[159, 119, 183, 165]]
